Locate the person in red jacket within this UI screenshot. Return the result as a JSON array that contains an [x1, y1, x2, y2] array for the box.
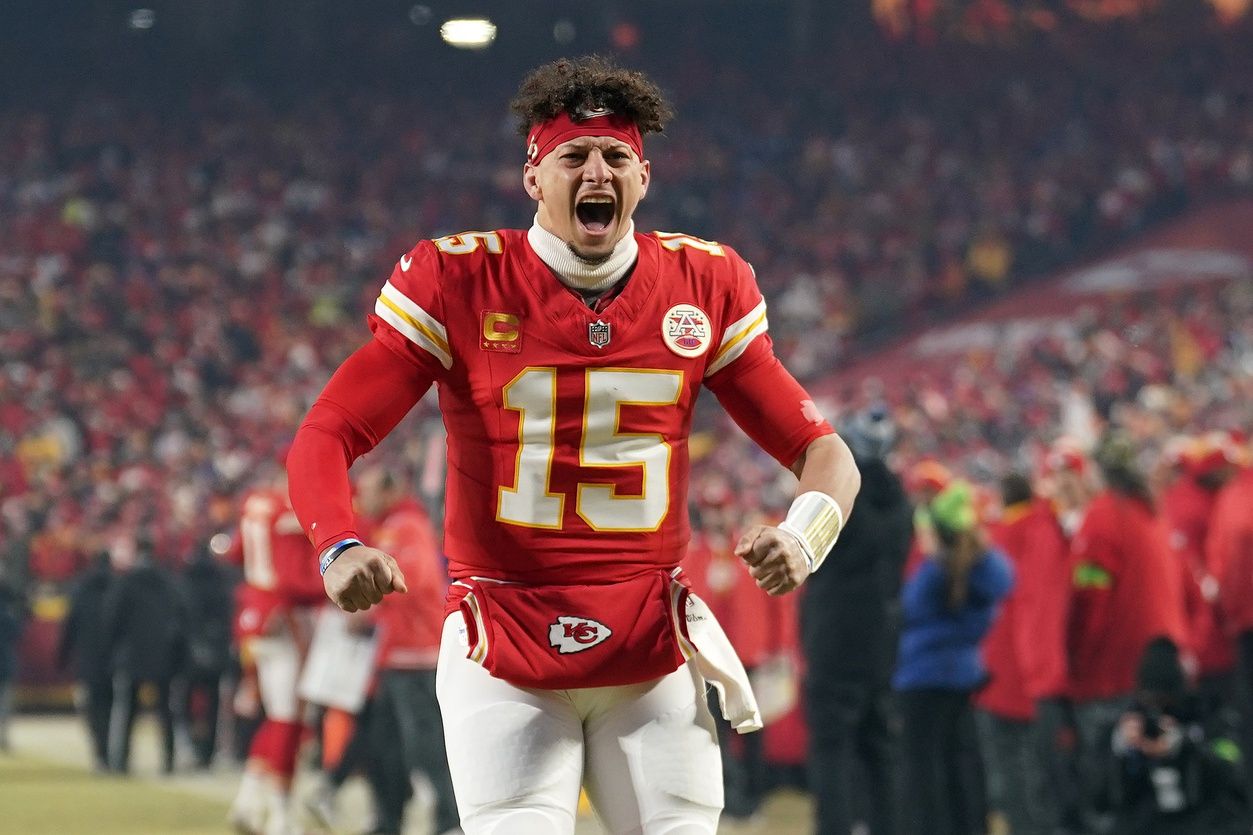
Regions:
[[356, 465, 459, 835], [686, 503, 792, 821], [1162, 436, 1239, 709], [1067, 433, 1190, 830], [976, 472, 1073, 835], [1207, 459, 1253, 777], [1042, 439, 1097, 539]]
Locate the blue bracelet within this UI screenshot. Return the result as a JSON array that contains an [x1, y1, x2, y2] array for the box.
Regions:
[[319, 538, 363, 575]]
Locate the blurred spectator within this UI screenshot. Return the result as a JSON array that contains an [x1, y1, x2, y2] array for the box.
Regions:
[[1161, 435, 1239, 717], [1207, 456, 1253, 785], [894, 481, 1013, 835], [686, 504, 785, 821], [0, 567, 26, 752], [57, 552, 115, 770], [802, 405, 912, 835], [354, 465, 458, 835], [1045, 441, 1099, 539], [1108, 637, 1248, 835], [975, 472, 1073, 835], [1067, 433, 1190, 832], [102, 539, 189, 774], [179, 545, 235, 769]]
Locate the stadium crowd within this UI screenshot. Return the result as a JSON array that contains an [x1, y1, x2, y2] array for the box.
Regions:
[[1, 7, 1253, 835], [3, 17, 1253, 584]]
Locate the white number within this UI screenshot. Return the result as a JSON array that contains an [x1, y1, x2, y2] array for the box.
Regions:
[[498, 368, 565, 529], [577, 369, 683, 531], [654, 232, 724, 256], [496, 368, 683, 532], [240, 497, 277, 589], [434, 231, 503, 255]]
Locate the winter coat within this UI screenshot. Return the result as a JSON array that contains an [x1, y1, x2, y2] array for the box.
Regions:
[[103, 562, 189, 682], [1209, 469, 1253, 636], [1068, 492, 1189, 702], [893, 546, 1013, 692], [58, 563, 114, 682], [802, 457, 913, 685], [978, 499, 1073, 720]]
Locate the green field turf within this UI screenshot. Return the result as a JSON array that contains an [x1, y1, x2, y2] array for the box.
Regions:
[[0, 714, 807, 833], [0, 756, 232, 835]]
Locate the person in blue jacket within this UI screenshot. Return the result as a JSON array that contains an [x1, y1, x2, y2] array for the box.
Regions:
[[894, 480, 1013, 835]]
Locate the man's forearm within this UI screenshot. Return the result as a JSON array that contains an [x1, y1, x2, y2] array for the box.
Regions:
[[791, 432, 860, 520], [780, 432, 861, 572]]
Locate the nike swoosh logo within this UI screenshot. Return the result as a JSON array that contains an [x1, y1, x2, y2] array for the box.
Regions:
[[400, 254, 413, 271]]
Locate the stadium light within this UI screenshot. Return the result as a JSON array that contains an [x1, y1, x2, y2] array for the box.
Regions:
[[128, 8, 155, 29], [440, 17, 497, 49], [553, 19, 576, 44]]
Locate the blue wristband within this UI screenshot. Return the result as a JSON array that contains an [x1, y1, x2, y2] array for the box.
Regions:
[[319, 538, 363, 575]]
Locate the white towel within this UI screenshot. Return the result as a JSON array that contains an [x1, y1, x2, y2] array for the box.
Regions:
[[672, 583, 763, 734]]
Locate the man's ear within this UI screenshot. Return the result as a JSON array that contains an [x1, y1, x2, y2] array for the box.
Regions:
[[638, 159, 651, 200], [523, 164, 542, 201]]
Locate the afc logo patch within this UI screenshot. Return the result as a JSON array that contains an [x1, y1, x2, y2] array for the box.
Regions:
[[662, 303, 712, 358], [548, 616, 613, 654]]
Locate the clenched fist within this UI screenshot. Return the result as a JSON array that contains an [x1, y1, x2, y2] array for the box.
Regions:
[[323, 545, 408, 612], [734, 525, 811, 596]]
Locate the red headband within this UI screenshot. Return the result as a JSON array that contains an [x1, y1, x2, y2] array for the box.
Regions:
[[526, 108, 644, 165]]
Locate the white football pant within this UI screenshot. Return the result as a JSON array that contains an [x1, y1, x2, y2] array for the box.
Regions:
[[249, 632, 301, 723], [436, 614, 723, 835]]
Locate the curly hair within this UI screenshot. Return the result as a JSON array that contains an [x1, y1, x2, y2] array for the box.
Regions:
[[510, 55, 674, 138]]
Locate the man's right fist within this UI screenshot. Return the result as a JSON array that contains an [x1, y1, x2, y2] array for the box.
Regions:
[[323, 545, 408, 612]]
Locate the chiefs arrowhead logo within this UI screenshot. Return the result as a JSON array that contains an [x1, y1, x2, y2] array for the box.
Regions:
[[548, 616, 612, 654]]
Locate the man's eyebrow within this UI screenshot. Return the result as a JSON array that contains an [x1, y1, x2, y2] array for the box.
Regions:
[[559, 139, 632, 152]]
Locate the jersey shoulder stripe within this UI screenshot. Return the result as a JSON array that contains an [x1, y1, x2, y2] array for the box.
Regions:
[[705, 299, 768, 377], [375, 279, 453, 369]]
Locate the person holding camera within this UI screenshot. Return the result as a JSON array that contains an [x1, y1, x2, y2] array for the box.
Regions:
[[1108, 637, 1248, 835]]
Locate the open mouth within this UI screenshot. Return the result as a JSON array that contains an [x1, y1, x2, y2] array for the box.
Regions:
[[575, 197, 615, 235]]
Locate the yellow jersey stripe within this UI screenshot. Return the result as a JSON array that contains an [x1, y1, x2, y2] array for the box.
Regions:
[[375, 296, 453, 369], [705, 310, 768, 377]]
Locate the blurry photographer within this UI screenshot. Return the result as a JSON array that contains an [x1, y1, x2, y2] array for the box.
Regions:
[[1108, 637, 1248, 835], [802, 403, 912, 835]]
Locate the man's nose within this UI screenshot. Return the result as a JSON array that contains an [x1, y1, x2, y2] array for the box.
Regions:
[[582, 151, 611, 182]]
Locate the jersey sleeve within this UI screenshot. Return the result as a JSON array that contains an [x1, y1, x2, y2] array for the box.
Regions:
[[368, 240, 453, 374], [703, 249, 833, 467], [704, 250, 771, 379]]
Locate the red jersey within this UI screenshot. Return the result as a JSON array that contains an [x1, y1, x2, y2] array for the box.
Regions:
[[366, 229, 830, 584], [237, 488, 324, 605], [371, 498, 445, 669]]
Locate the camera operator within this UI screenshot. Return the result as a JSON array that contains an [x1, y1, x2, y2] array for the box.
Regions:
[[1108, 637, 1248, 835]]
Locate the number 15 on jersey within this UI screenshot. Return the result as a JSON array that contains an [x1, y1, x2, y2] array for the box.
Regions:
[[497, 367, 683, 533]]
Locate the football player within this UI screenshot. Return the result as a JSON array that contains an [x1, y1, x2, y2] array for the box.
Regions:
[[288, 55, 861, 834], [227, 462, 324, 835]]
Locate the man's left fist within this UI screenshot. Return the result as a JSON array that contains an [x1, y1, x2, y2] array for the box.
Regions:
[[734, 525, 811, 596]]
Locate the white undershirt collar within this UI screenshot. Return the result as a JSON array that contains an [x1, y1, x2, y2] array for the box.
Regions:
[[527, 215, 638, 297]]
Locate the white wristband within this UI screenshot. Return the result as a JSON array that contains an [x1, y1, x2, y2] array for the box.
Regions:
[[777, 491, 844, 573]]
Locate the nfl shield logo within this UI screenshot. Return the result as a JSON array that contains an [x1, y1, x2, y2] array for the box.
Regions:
[[588, 319, 611, 349]]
